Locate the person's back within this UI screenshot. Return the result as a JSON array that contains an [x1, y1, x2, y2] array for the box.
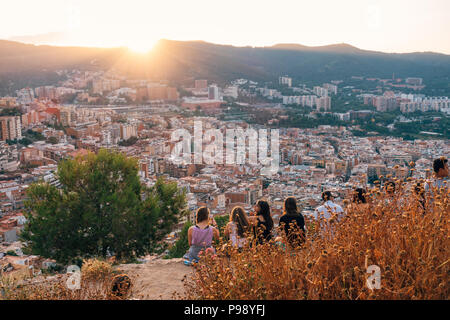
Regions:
[[424, 177, 448, 192], [254, 219, 273, 244], [314, 191, 344, 220], [184, 207, 219, 263], [228, 221, 247, 248], [225, 206, 250, 249], [279, 197, 305, 247], [424, 157, 448, 194], [251, 200, 274, 245], [191, 225, 213, 248], [314, 200, 343, 220], [280, 213, 305, 243]]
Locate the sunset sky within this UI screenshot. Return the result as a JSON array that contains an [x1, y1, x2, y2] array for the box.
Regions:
[[1, 0, 449, 54]]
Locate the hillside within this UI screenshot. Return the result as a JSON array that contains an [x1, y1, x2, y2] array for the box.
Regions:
[[1, 39, 450, 93]]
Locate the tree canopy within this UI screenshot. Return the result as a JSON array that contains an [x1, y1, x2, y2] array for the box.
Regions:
[[21, 149, 187, 263]]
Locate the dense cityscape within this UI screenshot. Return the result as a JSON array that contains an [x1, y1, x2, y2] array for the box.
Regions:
[[0, 68, 448, 271]]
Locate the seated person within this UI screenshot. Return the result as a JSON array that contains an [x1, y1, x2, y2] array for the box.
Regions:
[[183, 207, 219, 264], [279, 197, 306, 248], [224, 206, 251, 249]]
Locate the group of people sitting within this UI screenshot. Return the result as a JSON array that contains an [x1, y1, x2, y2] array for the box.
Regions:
[[183, 197, 308, 265], [182, 157, 448, 265]]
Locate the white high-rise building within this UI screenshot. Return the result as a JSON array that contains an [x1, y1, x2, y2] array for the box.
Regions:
[[323, 83, 338, 95], [314, 86, 328, 97], [223, 86, 238, 99], [316, 96, 331, 111], [208, 85, 220, 100], [120, 123, 138, 140], [16, 88, 35, 105], [279, 76, 292, 87], [0, 116, 22, 141]]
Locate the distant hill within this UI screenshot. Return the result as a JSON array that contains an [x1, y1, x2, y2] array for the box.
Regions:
[[0, 40, 124, 72], [1, 39, 449, 94], [269, 43, 368, 54]]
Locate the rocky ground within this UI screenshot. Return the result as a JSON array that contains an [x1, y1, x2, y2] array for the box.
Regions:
[[117, 257, 193, 300], [1, 256, 193, 300]]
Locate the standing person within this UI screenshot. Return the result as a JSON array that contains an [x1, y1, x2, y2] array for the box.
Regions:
[[278, 197, 305, 247], [249, 200, 274, 245], [224, 206, 251, 249], [183, 207, 219, 264], [424, 157, 448, 192], [314, 191, 344, 221]]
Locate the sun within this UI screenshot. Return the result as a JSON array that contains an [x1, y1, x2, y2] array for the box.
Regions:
[[126, 38, 158, 54]]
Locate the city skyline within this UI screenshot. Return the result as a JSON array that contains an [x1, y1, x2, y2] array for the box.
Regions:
[[1, 0, 450, 54]]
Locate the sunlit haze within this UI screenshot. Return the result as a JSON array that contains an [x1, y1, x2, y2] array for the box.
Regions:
[[1, 0, 450, 53]]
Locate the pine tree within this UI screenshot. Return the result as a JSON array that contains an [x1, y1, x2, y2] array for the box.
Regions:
[[21, 149, 187, 263]]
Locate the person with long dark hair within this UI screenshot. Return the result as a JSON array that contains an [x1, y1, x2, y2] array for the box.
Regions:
[[249, 200, 274, 245], [346, 188, 370, 221], [352, 188, 367, 204], [278, 197, 305, 247]]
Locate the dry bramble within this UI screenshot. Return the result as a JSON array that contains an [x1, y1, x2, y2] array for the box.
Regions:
[[182, 178, 449, 300], [0, 259, 131, 300]]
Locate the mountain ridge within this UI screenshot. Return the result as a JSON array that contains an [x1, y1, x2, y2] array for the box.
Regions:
[[1, 39, 449, 96], [3, 38, 450, 56]]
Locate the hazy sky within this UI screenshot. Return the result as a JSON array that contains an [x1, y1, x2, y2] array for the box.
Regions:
[[1, 0, 449, 54]]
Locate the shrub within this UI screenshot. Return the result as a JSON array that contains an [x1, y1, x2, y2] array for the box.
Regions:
[[0, 259, 131, 300], [81, 259, 113, 282]]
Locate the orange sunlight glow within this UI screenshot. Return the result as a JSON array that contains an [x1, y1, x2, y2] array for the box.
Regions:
[[126, 39, 158, 54]]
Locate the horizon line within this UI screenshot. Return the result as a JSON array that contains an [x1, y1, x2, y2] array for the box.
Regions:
[[2, 37, 450, 56]]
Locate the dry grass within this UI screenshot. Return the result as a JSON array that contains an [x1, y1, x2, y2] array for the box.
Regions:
[[182, 179, 449, 300], [0, 258, 131, 300], [81, 258, 114, 282], [2, 178, 447, 300]]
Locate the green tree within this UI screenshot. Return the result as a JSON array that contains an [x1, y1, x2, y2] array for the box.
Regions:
[[213, 214, 230, 234], [118, 136, 138, 146], [46, 136, 59, 144], [21, 149, 187, 263], [0, 107, 22, 116], [368, 174, 379, 185], [167, 214, 230, 258], [167, 221, 192, 258]]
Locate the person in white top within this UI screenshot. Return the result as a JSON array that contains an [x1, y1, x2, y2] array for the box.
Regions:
[[314, 191, 344, 220], [424, 157, 448, 193]]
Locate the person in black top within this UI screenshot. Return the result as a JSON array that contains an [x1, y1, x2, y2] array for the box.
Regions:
[[352, 188, 367, 204], [278, 196, 305, 247], [250, 200, 274, 245]]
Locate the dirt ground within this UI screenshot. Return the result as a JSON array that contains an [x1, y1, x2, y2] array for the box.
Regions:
[[117, 257, 193, 300]]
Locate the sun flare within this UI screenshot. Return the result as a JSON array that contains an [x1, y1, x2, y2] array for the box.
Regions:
[[126, 38, 158, 54]]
